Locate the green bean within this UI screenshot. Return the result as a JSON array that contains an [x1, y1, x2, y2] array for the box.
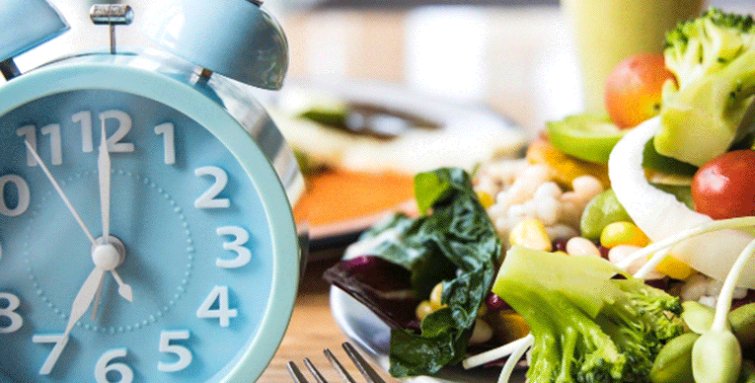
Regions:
[[650, 332, 698, 383], [731, 303, 755, 350], [579, 189, 633, 240], [740, 360, 755, 383], [682, 301, 716, 334]]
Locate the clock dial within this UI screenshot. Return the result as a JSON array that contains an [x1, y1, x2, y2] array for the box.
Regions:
[[0, 89, 289, 382]]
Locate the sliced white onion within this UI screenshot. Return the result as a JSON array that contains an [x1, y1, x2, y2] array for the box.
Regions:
[[608, 117, 755, 288]]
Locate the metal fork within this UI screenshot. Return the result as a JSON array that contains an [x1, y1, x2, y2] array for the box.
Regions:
[[287, 342, 386, 383]]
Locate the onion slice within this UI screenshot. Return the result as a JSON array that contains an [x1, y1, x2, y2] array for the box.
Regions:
[[608, 117, 755, 288]]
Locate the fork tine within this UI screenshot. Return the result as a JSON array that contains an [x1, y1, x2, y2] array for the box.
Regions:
[[324, 348, 358, 383], [304, 358, 330, 383], [342, 342, 387, 383], [287, 361, 311, 383]]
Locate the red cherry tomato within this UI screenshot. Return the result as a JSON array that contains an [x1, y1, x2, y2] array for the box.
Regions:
[[691, 150, 755, 220]]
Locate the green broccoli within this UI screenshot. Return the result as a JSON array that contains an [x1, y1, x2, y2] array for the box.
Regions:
[[492, 246, 684, 383], [654, 9, 755, 167]]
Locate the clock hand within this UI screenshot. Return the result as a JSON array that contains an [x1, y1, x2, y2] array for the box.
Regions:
[[98, 123, 111, 243], [111, 270, 134, 302], [25, 141, 96, 245], [91, 277, 105, 320], [63, 265, 106, 339], [96, 129, 134, 303]]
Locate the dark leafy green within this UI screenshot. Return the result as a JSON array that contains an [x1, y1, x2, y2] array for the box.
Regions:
[[328, 168, 500, 377]]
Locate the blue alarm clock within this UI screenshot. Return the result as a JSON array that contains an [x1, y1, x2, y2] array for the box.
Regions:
[[0, 1, 304, 382]]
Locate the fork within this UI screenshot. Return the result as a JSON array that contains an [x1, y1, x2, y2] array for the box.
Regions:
[[287, 342, 387, 383]]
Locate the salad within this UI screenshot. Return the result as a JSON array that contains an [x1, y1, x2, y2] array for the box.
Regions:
[[326, 9, 755, 383]]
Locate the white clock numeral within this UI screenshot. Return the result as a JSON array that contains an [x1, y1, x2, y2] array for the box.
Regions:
[[17, 125, 37, 166], [196, 286, 237, 327], [32, 334, 68, 375], [18, 125, 63, 166], [0, 293, 23, 333], [158, 330, 193, 372], [41, 124, 63, 165], [100, 110, 135, 153], [216, 226, 252, 269], [155, 123, 176, 165], [0, 175, 30, 217], [72, 111, 94, 152], [95, 348, 133, 383], [194, 166, 230, 209]]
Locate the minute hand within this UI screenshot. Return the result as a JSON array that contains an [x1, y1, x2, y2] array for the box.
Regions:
[[98, 124, 111, 242], [63, 266, 106, 338]]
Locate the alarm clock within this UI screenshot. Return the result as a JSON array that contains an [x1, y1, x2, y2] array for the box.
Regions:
[[0, 1, 305, 382]]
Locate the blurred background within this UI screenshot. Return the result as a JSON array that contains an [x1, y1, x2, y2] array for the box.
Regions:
[[13, 0, 755, 139]]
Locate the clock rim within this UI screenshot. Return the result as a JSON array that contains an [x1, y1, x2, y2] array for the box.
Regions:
[[0, 57, 300, 383]]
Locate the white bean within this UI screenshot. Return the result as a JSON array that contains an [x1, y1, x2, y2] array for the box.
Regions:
[[545, 224, 579, 241], [572, 176, 604, 201], [469, 318, 494, 345], [533, 182, 562, 201], [566, 237, 601, 257], [536, 197, 560, 226]]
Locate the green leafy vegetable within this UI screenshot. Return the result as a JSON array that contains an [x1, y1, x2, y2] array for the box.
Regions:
[[352, 168, 500, 377], [493, 246, 684, 383]]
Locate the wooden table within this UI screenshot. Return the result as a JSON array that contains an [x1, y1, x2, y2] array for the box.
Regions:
[[258, 258, 402, 383]]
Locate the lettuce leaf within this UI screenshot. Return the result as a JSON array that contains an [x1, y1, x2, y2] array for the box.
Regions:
[[326, 168, 501, 377]]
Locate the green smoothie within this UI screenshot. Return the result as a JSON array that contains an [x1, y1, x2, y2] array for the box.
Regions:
[[562, 0, 705, 112]]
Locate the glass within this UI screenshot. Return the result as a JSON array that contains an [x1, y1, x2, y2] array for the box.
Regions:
[[562, 0, 706, 112]]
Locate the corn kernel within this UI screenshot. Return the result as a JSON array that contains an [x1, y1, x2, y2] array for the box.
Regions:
[[430, 283, 444, 309], [416, 300, 435, 321], [477, 191, 495, 209], [509, 219, 552, 251], [600, 221, 650, 248], [652, 252, 696, 280]]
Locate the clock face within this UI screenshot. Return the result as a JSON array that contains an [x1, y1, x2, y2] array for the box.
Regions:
[[0, 88, 292, 382]]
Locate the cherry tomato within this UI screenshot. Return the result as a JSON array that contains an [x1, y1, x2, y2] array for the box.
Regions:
[[691, 150, 755, 220], [604, 53, 676, 129]]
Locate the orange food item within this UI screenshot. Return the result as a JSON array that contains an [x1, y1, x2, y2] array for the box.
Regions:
[[526, 138, 611, 190], [604, 53, 676, 129], [293, 169, 415, 226]]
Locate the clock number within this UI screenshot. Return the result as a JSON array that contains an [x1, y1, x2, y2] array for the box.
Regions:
[[196, 286, 237, 327], [216, 226, 252, 269], [0, 175, 31, 217], [32, 334, 68, 375], [17, 126, 37, 166], [42, 124, 63, 165], [194, 166, 230, 209], [0, 293, 23, 333], [95, 348, 133, 383], [17, 125, 63, 166], [100, 110, 135, 153], [72, 111, 94, 152], [158, 330, 193, 372], [155, 123, 176, 165]]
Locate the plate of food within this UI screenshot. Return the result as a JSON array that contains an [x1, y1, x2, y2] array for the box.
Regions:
[[326, 9, 755, 383], [268, 82, 526, 252]]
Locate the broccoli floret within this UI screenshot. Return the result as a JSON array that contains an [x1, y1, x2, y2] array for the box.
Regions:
[[655, 8, 755, 166], [492, 247, 684, 383], [665, 9, 755, 88]]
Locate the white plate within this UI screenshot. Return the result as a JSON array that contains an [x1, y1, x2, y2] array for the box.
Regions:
[[329, 286, 528, 383]]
